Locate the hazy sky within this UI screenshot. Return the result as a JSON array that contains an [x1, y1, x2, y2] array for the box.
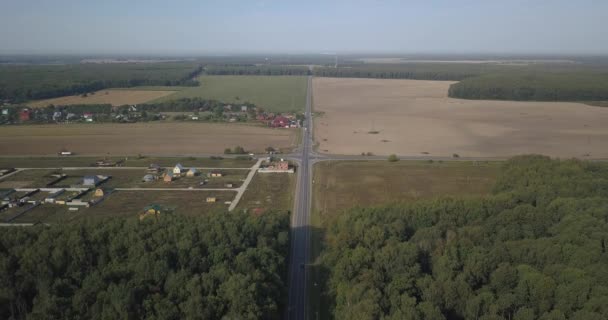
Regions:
[[1, 0, 607, 55]]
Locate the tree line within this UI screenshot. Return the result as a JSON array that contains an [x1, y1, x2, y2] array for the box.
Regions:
[[205, 65, 311, 76], [0, 210, 290, 319], [448, 72, 608, 101], [0, 62, 202, 103], [319, 155, 608, 319]]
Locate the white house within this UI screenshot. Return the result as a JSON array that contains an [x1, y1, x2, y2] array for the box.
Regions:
[[173, 163, 185, 175]]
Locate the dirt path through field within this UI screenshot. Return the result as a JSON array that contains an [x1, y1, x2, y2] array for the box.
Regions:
[[313, 78, 608, 158]]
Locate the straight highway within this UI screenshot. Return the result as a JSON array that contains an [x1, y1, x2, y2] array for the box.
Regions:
[[287, 75, 313, 320]]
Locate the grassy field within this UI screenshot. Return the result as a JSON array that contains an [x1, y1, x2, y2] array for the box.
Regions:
[[0, 170, 57, 188], [236, 173, 296, 213], [312, 160, 500, 216], [0, 156, 255, 168], [6, 190, 232, 223], [154, 75, 307, 112], [28, 89, 177, 107], [308, 159, 501, 316], [0, 122, 297, 156]]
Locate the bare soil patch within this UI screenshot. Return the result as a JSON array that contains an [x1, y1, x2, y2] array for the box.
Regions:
[[28, 89, 176, 107], [0, 123, 296, 156], [313, 77, 608, 158]]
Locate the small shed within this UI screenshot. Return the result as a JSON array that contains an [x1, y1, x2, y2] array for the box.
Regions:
[[83, 175, 100, 186], [94, 188, 104, 197], [206, 197, 217, 203], [225, 183, 233, 188], [186, 168, 199, 177], [142, 174, 155, 182], [164, 172, 174, 182], [139, 204, 162, 220], [173, 163, 185, 175], [209, 171, 223, 178]]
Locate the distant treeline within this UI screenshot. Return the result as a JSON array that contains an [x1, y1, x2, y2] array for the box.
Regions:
[[0, 211, 290, 319], [448, 72, 608, 101], [313, 63, 495, 81], [319, 155, 608, 319], [205, 65, 311, 76], [0, 62, 202, 102], [315, 63, 608, 101]]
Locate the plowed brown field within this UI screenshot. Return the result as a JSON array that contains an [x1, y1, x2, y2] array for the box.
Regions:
[[313, 78, 608, 158]]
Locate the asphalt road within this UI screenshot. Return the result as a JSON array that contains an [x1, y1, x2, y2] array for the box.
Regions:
[[287, 75, 313, 320]]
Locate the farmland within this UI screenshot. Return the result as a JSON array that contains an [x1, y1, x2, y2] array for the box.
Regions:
[[313, 77, 608, 158], [154, 75, 307, 112], [0, 122, 297, 156], [28, 89, 177, 107], [312, 160, 499, 216]]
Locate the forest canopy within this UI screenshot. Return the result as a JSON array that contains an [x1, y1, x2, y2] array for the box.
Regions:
[[320, 155, 608, 319], [0, 211, 290, 320]]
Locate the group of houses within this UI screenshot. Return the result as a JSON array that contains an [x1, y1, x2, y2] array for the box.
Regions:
[[258, 159, 294, 173], [142, 163, 224, 183], [256, 113, 301, 128]]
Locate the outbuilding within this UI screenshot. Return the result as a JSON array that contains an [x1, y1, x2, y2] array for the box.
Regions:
[[164, 172, 174, 182], [142, 174, 155, 182], [83, 175, 100, 186], [186, 168, 199, 177]]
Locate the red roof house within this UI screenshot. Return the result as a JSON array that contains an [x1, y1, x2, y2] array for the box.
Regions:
[[271, 116, 290, 128], [19, 109, 31, 121]]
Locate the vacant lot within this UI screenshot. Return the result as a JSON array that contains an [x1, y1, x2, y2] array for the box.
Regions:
[[0, 123, 296, 156], [312, 160, 499, 216], [236, 173, 296, 213], [154, 75, 307, 112], [313, 78, 608, 158], [28, 89, 176, 107], [86, 190, 232, 218]]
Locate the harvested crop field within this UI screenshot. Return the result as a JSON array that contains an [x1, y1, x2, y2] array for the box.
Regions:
[[28, 89, 176, 107], [0, 123, 296, 156], [313, 78, 608, 158]]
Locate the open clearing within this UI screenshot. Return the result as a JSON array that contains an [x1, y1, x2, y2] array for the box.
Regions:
[[313, 77, 608, 158], [0, 122, 296, 156], [312, 160, 499, 216], [236, 173, 296, 213], [154, 75, 307, 112], [28, 89, 176, 107]]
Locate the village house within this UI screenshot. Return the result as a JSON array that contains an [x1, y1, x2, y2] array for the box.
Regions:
[[271, 116, 290, 128], [241, 105, 248, 112], [173, 164, 185, 175], [139, 204, 162, 220], [94, 188, 104, 197], [186, 168, 199, 177], [147, 163, 162, 174], [164, 172, 174, 182], [206, 197, 216, 203], [19, 109, 31, 121]]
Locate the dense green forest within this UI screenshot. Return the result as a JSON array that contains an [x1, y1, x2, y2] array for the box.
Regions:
[[205, 65, 310, 76], [320, 155, 608, 319], [313, 63, 495, 80], [0, 62, 202, 102], [448, 72, 608, 101], [0, 211, 290, 319]]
